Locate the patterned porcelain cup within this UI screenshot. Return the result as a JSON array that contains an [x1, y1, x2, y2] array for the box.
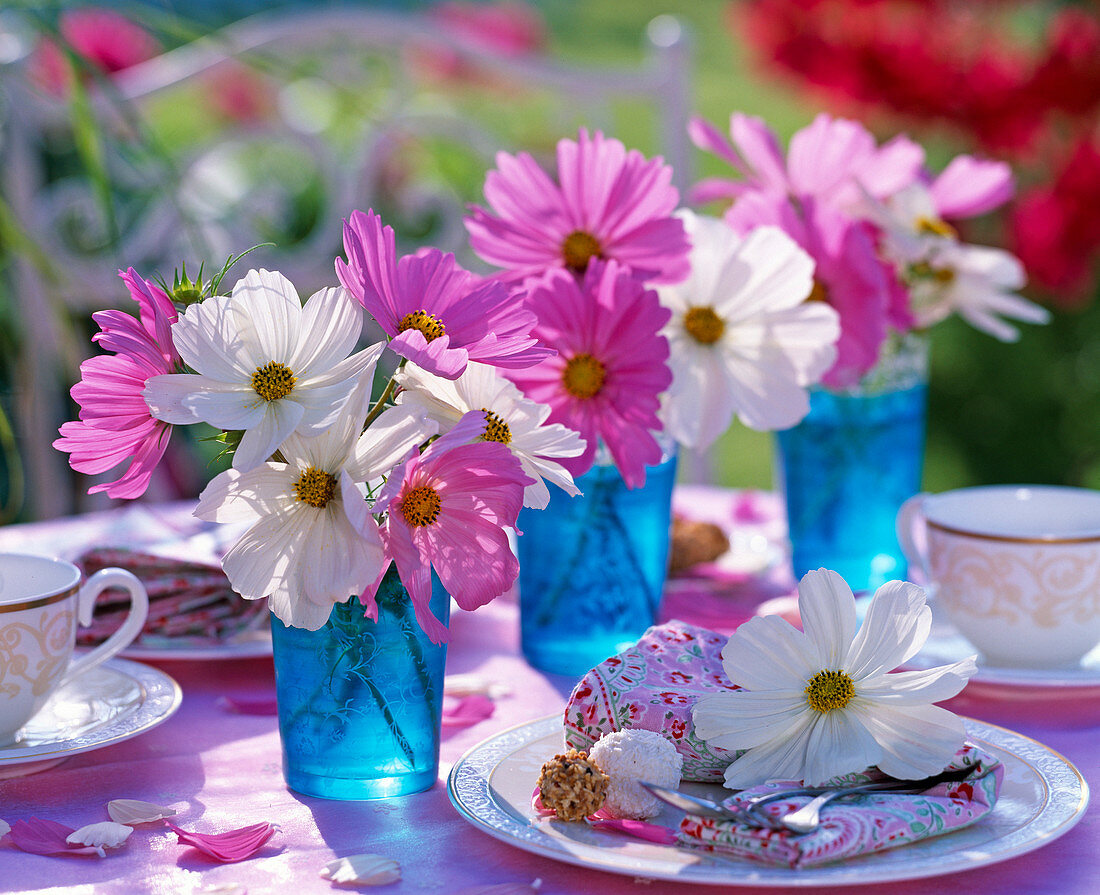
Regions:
[[0, 553, 148, 744], [897, 486, 1100, 668]]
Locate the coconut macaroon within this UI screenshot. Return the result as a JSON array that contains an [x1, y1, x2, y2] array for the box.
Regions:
[[589, 729, 684, 820]]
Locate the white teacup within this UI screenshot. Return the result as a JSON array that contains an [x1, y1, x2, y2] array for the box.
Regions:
[[0, 553, 149, 744], [897, 486, 1100, 668]]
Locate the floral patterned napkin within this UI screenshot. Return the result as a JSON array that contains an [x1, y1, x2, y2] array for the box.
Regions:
[[563, 619, 740, 781], [678, 745, 1003, 868]]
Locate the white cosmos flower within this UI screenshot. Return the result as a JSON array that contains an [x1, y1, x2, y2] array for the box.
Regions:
[[907, 241, 1049, 341], [693, 569, 977, 788], [393, 361, 585, 509], [656, 213, 840, 450], [194, 371, 436, 630], [860, 183, 957, 265], [145, 268, 384, 471]]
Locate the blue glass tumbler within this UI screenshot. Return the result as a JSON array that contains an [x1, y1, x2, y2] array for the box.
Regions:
[[517, 446, 677, 677], [776, 334, 929, 593], [270, 569, 449, 800]]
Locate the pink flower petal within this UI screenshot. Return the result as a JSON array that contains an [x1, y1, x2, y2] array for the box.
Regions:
[[440, 694, 495, 728], [8, 818, 104, 857], [167, 821, 278, 862], [588, 814, 680, 845]]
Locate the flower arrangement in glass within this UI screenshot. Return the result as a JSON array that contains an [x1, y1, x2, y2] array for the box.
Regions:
[[465, 129, 840, 675], [53, 211, 579, 799], [691, 112, 1051, 591]]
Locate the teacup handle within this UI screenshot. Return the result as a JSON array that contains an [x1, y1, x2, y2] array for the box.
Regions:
[[896, 493, 931, 585], [59, 568, 149, 687]]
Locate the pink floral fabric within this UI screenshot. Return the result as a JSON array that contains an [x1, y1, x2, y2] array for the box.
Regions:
[[563, 620, 741, 781], [679, 745, 1003, 868]]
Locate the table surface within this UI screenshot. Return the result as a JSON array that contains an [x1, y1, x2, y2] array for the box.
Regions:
[[0, 490, 1095, 895]]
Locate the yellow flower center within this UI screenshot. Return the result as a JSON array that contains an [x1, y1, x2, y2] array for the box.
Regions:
[[683, 306, 726, 345], [911, 261, 957, 285], [916, 216, 957, 239], [401, 485, 442, 527], [806, 279, 829, 304], [398, 310, 446, 342], [251, 361, 296, 402], [805, 669, 856, 713], [292, 467, 337, 509], [561, 230, 603, 273], [480, 408, 512, 444], [562, 353, 606, 400]]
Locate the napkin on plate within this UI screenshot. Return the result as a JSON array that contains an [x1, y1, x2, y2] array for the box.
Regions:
[[564, 620, 740, 782], [76, 547, 267, 649], [678, 745, 1003, 868]]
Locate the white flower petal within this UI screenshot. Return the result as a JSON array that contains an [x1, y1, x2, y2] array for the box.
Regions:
[[350, 405, 436, 482], [0, 818, 10, 838], [720, 713, 817, 789], [231, 268, 302, 363], [721, 614, 817, 690], [692, 690, 808, 750], [170, 294, 253, 380], [232, 400, 305, 471], [858, 657, 977, 705], [847, 580, 931, 678], [195, 465, 293, 524], [107, 799, 177, 826], [183, 382, 266, 431], [319, 854, 401, 886], [851, 702, 967, 780], [712, 225, 815, 319], [67, 821, 132, 850], [291, 286, 363, 371], [797, 569, 857, 669], [801, 709, 881, 785], [142, 374, 203, 425]]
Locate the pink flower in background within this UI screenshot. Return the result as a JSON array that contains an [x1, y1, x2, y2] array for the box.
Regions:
[[465, 129, 690, 285], [54, 269, 179, 498], [509, 260, 672, 489], [690, 112, 924, 210], [927, 155, 1014, 221], [727, 194, 896, 389], [31, 8, 160, 96], [415, 1, 547, 84], [337, 209, 551, 379], [371, 415, 532, 643]]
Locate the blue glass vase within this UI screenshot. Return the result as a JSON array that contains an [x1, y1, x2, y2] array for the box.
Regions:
[[517, 443, 677, 677], [270, 569, 449, 800], [776, 333, 929, 593]]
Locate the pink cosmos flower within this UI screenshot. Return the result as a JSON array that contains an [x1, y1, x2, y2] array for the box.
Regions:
[[727, 194, 898, 389], [690, 112, 924, 211], [370, 414, 532, 643], [336, 209, 551, 379], [465, 129, 691, 285], [927, 154, 1014, 220], [508, 260, 672, 489], [54, 269, 180, 498]]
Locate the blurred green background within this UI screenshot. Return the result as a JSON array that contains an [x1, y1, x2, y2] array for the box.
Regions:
[[1, 0, 1092, 521]]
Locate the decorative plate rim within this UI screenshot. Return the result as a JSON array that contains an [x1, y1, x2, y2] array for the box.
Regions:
[[447, 714, 1089, 887], [0, 656, 182, 765]]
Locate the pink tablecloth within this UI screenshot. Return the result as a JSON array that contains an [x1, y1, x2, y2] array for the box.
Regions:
[[0, 492, 1096, 895]]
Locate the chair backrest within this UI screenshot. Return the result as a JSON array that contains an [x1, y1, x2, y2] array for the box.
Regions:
[[0, 7, 693, 519]]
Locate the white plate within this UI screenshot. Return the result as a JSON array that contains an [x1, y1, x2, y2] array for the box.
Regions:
[[0, 656, 182, 772], [448, 715, 1088, 887], [904, 605, 1100, 691], [122, 630, 272, 662]]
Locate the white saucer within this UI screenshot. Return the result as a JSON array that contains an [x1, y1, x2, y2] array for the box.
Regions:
[[0, 655, 182, 772], [902, 603, 1100, 690]]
